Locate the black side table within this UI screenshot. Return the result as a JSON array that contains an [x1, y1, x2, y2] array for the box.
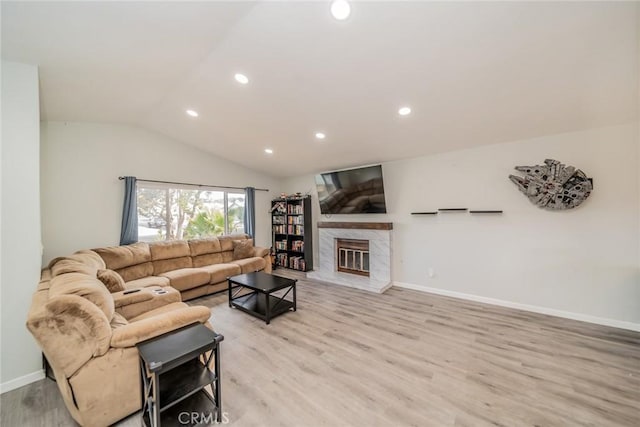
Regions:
[[137, 323, 224, 427]]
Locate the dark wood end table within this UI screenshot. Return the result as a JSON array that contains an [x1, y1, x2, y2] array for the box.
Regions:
[[137, 323, 223, 427], [228, 272, 297, 324]]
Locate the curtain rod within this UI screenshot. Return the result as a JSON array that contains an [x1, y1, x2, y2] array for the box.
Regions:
[[118, 176, 269, 192]]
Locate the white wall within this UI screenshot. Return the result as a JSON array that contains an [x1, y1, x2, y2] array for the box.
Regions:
[[40, 122, 282, 264], [637, 6, 640, 273], [1, 61, 43, 391], [283, 123, 640, 329]]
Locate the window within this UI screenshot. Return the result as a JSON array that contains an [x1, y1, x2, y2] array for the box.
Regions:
[[137, 184, 245, 242]]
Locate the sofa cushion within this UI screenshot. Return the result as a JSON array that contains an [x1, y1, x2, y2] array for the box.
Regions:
[[217, 236, 235, 252], [192, 253, 224, 268], [127, 301, 192, 323], [201, 263, 241, 284], [115, 261, 154, 282], [124, 276, 170, 289], [149, 240, 191, 260], [51, 258, 97, 277], [94, 242, 151, 270], [221, 251, 234, 263], [72, 250, 107, 270], [188, 238, 222, 256], [96, 269, 126, 293], [47, 256, 67, 269], [153, 257, 193, 275], [233, 239, 254, 260], [37, 277, 51, 291], [230, 257, 266, 274], [159, 268, 210, 291], [48, 273, 115, 321]]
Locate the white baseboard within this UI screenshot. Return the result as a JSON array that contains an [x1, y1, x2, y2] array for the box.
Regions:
[[0, 369, 45, 394], [392, 281, 640, 332]]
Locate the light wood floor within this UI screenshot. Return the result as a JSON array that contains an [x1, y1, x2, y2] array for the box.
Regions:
[[2, 271, 639, 426]]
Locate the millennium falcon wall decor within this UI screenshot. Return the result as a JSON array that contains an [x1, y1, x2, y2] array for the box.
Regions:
[[509, 159, 593, 210]]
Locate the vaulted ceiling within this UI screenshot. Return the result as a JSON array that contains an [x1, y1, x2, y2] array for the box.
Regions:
[[2, 1, 638, 177]]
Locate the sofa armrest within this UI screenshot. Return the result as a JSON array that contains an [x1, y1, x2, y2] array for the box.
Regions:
[[253, 246, 269, 258], [110, 305, 211, 348], [27, 294, 112, 378], [112, 289, 153, 308], [253, 246, 272, 274]]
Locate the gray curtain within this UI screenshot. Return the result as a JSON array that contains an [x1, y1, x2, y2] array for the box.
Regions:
[[244, 187, 256, 238], [120, 176, 138, 245]]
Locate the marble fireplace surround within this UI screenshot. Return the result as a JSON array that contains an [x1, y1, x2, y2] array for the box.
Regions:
[[307, 222, 392, 293]]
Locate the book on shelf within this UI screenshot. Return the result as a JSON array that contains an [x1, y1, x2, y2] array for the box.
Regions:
[[272, 216, 286, 225], [287, 225, 304, 235], [290, 240, 304, 252], [288, 256, 306, 271], [287, 204, 304, 215], [275, 240, 287, 250], [276, 253, 288, 267], [287, 215, 303, 224], [273, 225, 286, 234]]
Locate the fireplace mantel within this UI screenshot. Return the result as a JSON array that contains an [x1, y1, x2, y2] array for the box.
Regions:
[[317, 222, 393, 230]]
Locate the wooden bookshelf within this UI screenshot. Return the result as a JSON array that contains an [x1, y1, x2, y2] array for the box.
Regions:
[[271, 196, 313, 272]]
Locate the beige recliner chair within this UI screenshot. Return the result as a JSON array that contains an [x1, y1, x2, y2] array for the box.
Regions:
[[27, 250, 213, 427]]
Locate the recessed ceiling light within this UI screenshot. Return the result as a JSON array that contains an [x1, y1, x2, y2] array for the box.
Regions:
[[234, 73, 249, 85], [331, 0, 351, 20], [186, 109, 199, 117], [264, 148, 273, 154], [398, 106, 412, 116], [315, 132, 326, 140]]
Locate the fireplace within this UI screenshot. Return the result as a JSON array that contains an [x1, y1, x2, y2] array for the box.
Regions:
[[336, 239, 370, 277], [308, 222, 392, 294]]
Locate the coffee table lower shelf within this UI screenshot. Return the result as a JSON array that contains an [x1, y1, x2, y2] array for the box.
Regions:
[[231, 292, 294, 323]]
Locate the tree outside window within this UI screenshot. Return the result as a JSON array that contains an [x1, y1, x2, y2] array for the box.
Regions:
[[137, 185, 244, 242]]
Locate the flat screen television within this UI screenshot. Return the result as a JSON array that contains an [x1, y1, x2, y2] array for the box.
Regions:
[[315, 165, 387, 214]]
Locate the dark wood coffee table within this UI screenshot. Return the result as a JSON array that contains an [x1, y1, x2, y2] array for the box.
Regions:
[[228, 272, 297, 324]]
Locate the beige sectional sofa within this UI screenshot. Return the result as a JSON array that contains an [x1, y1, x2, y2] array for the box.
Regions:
[[93, 234, 271, 301], [26, 234, 270, 426]]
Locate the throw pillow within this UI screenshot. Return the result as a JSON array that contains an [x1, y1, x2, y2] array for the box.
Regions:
[[97, 269, 126, 293], [232, 239, 254, 260]]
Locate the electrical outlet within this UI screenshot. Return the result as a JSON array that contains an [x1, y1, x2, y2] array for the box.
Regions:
[[428, 268, 435, 278]]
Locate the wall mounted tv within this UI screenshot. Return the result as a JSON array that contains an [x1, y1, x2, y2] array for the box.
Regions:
[[315, 165, 387, 214]]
